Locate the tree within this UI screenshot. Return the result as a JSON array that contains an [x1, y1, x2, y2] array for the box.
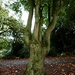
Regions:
[[4, 0, 64, 75], [0, 5, 11, 58], [49, 0, 75, 56], [0, 4, 26, 58], [24, 1, 63, 75]]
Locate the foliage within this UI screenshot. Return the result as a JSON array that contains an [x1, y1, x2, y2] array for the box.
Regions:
[[1, 0, 75, 58], [0, 36, 11, 58], [47, 0, 75, 56], [0, 6, 28, 58], [50, 26, 75, 56], [47, 46, 58, 57], [56, 0, 75, 29], [19, 46, 29, 58], [0, 6, 8, 18]]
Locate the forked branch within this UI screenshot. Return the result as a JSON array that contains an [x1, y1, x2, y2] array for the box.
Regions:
[[43, 0, 63, 53]]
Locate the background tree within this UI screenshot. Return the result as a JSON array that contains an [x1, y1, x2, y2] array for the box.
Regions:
[[0, 4, 28, 58], [48, 0, 75, 56]]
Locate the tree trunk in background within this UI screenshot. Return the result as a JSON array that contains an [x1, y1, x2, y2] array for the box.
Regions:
[[22, 40, 44, 75]]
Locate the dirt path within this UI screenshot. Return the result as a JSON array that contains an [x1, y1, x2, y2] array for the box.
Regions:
[[0, 56, 75, 75], [0, 56, 75, 66], [0, 59, 28, 66]]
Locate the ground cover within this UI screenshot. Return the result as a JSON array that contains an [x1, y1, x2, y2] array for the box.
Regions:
[[0, 56, 75, 75]]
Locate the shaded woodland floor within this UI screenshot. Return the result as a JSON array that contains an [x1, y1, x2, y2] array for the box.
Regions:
[[0, 56, 75, 75]]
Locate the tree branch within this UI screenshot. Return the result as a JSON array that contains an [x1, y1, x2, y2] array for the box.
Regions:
[[26, 0, 34, 31], [38, 4, 43, 42], [24, 0, 34, 45], [43, 0, 63, 54], [33, 0, 42, 41], [56, 0, 63, 15]]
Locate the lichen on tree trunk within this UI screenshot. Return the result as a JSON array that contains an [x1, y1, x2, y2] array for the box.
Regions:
[[21, 0, 63, 75], [22, 41, 45, 75]]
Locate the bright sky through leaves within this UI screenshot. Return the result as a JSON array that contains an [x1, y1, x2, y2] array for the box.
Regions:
[[2, 0, 35, 31]]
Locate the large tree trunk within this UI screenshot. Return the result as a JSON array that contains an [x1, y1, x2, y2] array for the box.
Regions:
[[21, 1, 63, 75], [22, 40, 45, 75]]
